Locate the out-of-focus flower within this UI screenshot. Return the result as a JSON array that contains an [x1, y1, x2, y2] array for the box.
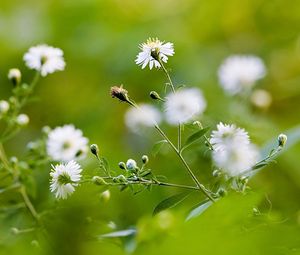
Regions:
[[210, 122, 250, 151], [218, 55, 266, 95], [0, 100, 10, 114], [23, 44, 65, 76], [212, 144, 259, 176], [125, 104, 161, 133], [251, 89, 272, 109], [16, 114, 29, 126], [135, 38, 174, 69], [50, 161, 82, 199], [126, 159, 137, 170], [164, 88, 206, 125], [47, 124, 88, 162]]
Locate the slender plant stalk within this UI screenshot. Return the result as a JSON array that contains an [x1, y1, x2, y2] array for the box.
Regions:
[[20, 186, 40, 223]]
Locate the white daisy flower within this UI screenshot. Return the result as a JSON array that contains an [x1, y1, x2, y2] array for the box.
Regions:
[[125, 104, 162, 133], [164, 88, 206, 125], [135, 38, 174, 70], [50, 161, 82, 199], [210, 122, 250, 151], [212, 144, 259, 176], [218, 55, 266, 95], [23, 44, 66, 76], [47, 124, 89, 162]]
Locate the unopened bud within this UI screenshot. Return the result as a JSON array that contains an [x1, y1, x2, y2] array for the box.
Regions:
[[0, 100, 10, 114], [100, 190, 111, 203], [110, 85, 131, 104], [150, 91, 162, 100], [218, 188, 227, 197], [126, 159, 137, 171], [278, 134, 287, 147], [212, 169, 221, 177], [92, 176, 107, 185], [118, 162, 126, 170], [142, 155, 149, 164], [16, 114, 29, 126], [8, 68, 21, 86], [90, 144, 99, 157]]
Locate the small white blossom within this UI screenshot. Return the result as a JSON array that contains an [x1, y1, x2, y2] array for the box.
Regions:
[[125, 104, 162, 133], [135, 38, 174, 70], [164, 88, 206, 125], [16, 114, 29, 126], [126, 159, 137, 170], [47, 124, 88, 162], [23, 44, 65, 76], [218, 55, 266, 95], [210, 122, 250, 151], [212, 144, 259, 176], [50, 161, 82, 199], [0, 100, 10, 114]]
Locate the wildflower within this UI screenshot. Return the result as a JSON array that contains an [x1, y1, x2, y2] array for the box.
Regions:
[[50, 161, 82, 199], [218, 55, 266, 95], [135, 38, 174, 69], [8, 68, 21, 86], [16, 114, 29, 126], [125, 104, 161, 133], [126, 159, 137, 170], [23, 44, 65, 76], [210, 122, 250, 151], [212, 144, 259, 176], [47, 124, 88, 162], [164, 88, 206, 125], [0, 100, 10, 114]]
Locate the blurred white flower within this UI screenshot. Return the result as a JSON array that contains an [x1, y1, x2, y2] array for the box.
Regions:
[[0, 100, 10, 114], [210, 122, 250, 151], [23, 44, 65, 76], [218, 55, 266, 95], [164, 88, 206, 125], [250, 89, 272, 109], [50, 161, 82, 199], [16, 114, 29, 126], [125, 104, 162, 133], [47, 124, 88, 162], [135, 38, 174, 69], [126, 159, 137, 170], [212, 144, 259, 176]]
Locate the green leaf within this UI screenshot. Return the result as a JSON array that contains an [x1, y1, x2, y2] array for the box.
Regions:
[[152, 140, 168, 157], [99, 229, 136, 238], [182, 127, 210, 151], [153, 191, 191, 215], [186, 200, 213, 221]]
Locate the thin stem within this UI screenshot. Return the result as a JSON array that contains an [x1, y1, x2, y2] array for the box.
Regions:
[[178, 124, 182, 151], [155, 125, 215, 202], [19, 186, 40, 223], [158, 59, 175, 93]]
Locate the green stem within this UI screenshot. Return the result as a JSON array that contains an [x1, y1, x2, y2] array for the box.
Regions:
[[155, 125, 215, 202], [19, 186, 40, 223], [158, 59, 175, 93]]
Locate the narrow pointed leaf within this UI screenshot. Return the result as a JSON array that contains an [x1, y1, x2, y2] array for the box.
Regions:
[[99, 229, 136, 238], [152, 140, 168, 157], [186, 200, 213, 221], [182, 127, 210, 151], [153, 191, 191, 215]]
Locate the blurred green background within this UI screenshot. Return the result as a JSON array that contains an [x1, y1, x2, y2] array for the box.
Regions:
[[1, 0, 300, 254]]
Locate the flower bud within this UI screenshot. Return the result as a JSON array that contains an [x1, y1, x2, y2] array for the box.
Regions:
[[16, 114, 29, 126], [0, 100, 10, 114], [92, 176, 107, 185], [150, 91, 162, 100], [118, 162, 126, 170], [142, 155, 149, 164], [8, 68, 21, 86], [42, 126, 51, 134], [110, 85, 131, 104], [278, 134, 287, 147], [126, 159, 137, 171], [217, 188, 227, 197], [100, 190, 111, 203], [90, 144, 99, 158]]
